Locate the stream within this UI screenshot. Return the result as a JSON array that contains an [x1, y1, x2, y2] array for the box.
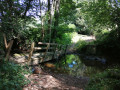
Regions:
[[43, 54, 109, 77]]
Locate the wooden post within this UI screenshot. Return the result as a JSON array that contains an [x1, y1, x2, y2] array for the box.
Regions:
[[43, 43, 50, 61], [28, 42, 35, 61], [58, 45, 62, 57], [52, 44, 58, 59]]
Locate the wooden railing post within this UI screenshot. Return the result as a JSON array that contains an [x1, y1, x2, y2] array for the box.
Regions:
[[43, 43, 50, 61], [28, 42, 35, 61], [52, 44, 58, 59]]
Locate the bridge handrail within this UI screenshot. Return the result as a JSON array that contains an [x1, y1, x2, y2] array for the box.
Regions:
[[28, 42, 68, 64], [38, 42, 67, 46]]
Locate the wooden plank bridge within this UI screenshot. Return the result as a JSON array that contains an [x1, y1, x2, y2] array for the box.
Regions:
[[11, 42, 68, 65]]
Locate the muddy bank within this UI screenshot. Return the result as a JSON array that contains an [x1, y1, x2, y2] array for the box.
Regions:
[[23, 68, 89, 90]]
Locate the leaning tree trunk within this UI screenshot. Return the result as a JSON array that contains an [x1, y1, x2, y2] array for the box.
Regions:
[[3, 34, 13, 60]]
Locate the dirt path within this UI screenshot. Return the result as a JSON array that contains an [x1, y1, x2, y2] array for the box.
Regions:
[[23, 70, 89, 90]]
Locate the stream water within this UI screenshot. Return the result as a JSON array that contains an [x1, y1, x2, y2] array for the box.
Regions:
[[55, 54, 107, 77], [43, 54, 110, 77]]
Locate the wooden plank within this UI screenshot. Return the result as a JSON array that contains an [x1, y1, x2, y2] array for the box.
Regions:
[[46, 52, 54, 55], [34, 47, 46, 50], [34, 47, 55, 50], [38, 42, 58, 45], [32, 53, 43, 57]]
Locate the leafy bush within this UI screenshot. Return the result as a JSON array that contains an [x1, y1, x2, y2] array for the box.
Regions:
[[86, 67, 120, 90], [94, 29, 109, 40], [75, 40, 88, 53], [56, 33, 72, 45], [53, 24, 74, 45], [0, 59, 30, 90], [21, 27, 41, 42], [95, 30, 120, 56]]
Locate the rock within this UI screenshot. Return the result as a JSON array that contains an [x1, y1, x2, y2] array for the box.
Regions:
[[44, 63, 55, 68], [33, 66, 43, 74], [84, 56, 106, 64]]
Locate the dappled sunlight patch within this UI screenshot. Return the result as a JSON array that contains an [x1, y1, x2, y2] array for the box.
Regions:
[[71, 32, 95, 43], [40, 75, 61, 88], [23, 69, 89, 89], [23, 74, 61, 89]]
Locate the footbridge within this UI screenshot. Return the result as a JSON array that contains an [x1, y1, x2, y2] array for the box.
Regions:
[[11, 42, 68, 65]]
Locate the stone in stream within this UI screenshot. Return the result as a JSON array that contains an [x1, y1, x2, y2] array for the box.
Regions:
[[32, 66, 43, 74], [84, 56, 106, 64], [44, 63, 55, 68]]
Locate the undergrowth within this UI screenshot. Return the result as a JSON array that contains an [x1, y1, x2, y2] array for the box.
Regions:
[[0, 59, 30, 90], [86, 66, 120, 90], [74, 40, 88, 53]]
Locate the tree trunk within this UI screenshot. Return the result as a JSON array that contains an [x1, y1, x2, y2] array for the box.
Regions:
[[53, 0, 60, 39], [39, 0, 45, 42], [5, 40, 13, 60], [3, 34, 13, 60], [48, 0, 52, 42], [41, 18, 45, 42]]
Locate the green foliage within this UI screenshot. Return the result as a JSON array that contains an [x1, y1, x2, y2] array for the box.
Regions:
[[94, 30, 120, 56], [75, 29, 120, 56], [0, 33, 4, 50], [54, 25, 74, 45], [75, 40, 88, 53], [0, 59, 30, 90], [66, 55, 76, 64], [0, 0, 29, 40], [86, 67, 120, 90], [75, 0, 120, 37], [22, 28, 41, 42], [60, 0, 76, 24], [56, 33, 72, 45], [94, 29, 109, 40]]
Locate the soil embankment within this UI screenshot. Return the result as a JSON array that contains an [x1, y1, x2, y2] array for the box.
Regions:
[[23, 68, 89, 90]]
